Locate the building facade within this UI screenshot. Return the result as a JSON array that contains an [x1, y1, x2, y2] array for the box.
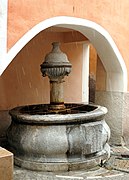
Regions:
[[1, 0, 129, 146]]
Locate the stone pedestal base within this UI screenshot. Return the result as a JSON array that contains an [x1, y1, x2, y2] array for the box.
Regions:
[[14, 146, 109, 171]]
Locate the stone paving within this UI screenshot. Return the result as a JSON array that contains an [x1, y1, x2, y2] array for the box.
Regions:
[[14, 166, 129, 180], [105, 146, 129, 173], [14, 146, 129, 180]]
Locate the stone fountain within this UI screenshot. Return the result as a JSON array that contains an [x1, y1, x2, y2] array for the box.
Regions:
[[7, 42, 110, 171]]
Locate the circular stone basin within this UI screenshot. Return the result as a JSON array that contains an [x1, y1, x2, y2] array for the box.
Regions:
[[7, 103, 110, 171]]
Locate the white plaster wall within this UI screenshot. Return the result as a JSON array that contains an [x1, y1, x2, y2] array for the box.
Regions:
[[0, 0, 8, 71], [82, 42, 90, 103]]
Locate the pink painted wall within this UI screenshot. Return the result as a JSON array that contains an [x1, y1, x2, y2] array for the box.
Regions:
[[0, 30, 84, 110], [7, 0, 129, 89], [1, 0, 127, 110], [8, 0, 129, 89]]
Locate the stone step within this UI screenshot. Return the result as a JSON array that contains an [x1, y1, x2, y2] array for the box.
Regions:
[[0, 147, 13, 180]]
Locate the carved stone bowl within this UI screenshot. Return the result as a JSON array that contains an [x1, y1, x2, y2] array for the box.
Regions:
[[7, 103, 110, 171]]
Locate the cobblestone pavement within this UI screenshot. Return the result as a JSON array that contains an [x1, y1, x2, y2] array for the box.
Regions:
[[14, 166, 129, 180], [14, 146, 129, 180]]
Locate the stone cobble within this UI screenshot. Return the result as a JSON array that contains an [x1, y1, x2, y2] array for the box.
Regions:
[[14, 146, 129, 180]]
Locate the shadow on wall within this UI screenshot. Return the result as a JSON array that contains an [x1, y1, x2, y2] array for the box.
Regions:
[[0, 110, 11, 147]]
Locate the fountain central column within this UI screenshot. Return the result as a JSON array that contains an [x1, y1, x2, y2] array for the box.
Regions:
[[40, 42, 72, 110], [50, 79, 64, 109]]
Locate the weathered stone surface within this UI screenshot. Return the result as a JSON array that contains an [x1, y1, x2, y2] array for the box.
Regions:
[[7, 43, 110, 172], [95, 90, 124, 145], [95, 91, 129, 147], [8, 104, 107, 124], [40, 42, 72, 110], [122, 92, 129, 147], [7, 104, 110, 171], [13, 155, 129, 180]]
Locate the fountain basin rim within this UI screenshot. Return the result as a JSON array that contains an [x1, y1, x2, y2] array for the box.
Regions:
[[9, 103, 107, 125]]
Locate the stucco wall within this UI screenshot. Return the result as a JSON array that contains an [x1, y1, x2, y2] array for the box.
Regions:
[[0, 30, 84, 110], [7, 0, 129, 89]]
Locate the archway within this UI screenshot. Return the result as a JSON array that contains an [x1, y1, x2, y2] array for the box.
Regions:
[[1, 16, 127, 92], [0, 16, 128, 145]]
